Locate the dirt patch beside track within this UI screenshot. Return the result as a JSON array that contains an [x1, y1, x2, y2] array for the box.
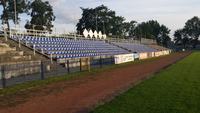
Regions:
[[0, 52, 191, 113]]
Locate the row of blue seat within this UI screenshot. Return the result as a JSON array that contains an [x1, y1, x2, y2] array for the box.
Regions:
[[11, 36, 130, 59], [19, 36, 102, 42], [34, 45, 113, 48], [12, 36, 102, 43], [23, 40, 107, 45], [47, 50, 124, 54], [114, 42, 158, 53], [55, 52, 126, 59]]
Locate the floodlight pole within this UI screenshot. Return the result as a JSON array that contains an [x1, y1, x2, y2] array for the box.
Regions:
[[14, 0, 17, 28]]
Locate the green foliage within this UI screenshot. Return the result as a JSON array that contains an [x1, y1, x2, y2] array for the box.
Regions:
[[76, 5, 137, 37], [184, 16, 200, 48], [0, 0, 55, 32], [7, 0, 29, 23], [93, 52, 200, 113], [174, 29, 189, 48], [122, 21, 137, 37], [25, 0, 55, 32], [184, 16, 200, 39], [158, 25, 171, 46], [174, 16, 200, 48], [135, 20, 171, 46], [0, 0, 29, 29]]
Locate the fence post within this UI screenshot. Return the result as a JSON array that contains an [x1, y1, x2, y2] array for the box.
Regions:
[[40, 61, 44, 80], [80, 58, 82, 72], [33, 44, 36, 56], [100, 56, 103, 68], [25, 41, 28, 46], [67, 60, 70, 74], [9, 27, 11, 40], [1, 66, 6, 88], [3, 26, 8, 42], [88, 58, 91, 72], [50, 54, 53, 64], [111, 56, 114, 64], [18, 38, 21, 48]]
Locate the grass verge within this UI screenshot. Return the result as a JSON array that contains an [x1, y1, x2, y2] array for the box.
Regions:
[[92, 52, 200, 113]]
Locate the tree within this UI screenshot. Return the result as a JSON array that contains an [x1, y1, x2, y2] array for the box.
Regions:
[[174, 29, 182, 43], [174, 16, 200, 49], [184, 16, 200, 48], [134, 20, 171, 46], [174, 29, 189, 48], [128, 21, 137, 37], [25, 0, 55, 32], [0, 0, 29, 29], [121, 22, 130, 37], [77, 5, 126, 36], [157, 25, 171, 46], [0, 0, 9, 28], [111, 16, 125, 36], [121, 21, 137, 38]]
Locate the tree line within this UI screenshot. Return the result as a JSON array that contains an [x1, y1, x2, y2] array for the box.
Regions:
[[77, 5, 199, 48], [174, 16, 200, 49], [0, 2, 199, 48], [77, 5, 171, 47]]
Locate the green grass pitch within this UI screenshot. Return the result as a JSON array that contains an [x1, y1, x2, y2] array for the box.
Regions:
[[92, 52, 200, 113]]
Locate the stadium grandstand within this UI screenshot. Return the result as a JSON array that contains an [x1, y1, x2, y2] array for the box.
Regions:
[[0, 1, 199, 113], [0, 27, 171, 87]]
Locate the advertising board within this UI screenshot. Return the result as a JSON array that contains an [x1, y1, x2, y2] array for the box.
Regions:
[[114, 54, 134, 64]]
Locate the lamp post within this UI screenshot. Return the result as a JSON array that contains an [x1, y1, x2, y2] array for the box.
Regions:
[[14, 0, 17, 28]]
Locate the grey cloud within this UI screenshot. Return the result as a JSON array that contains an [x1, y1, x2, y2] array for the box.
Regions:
[[44, 0, 200, 34]]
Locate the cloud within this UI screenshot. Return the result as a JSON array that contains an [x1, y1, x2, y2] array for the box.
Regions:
[[1, 0, 200, 34], [46, 0, 200, 33]]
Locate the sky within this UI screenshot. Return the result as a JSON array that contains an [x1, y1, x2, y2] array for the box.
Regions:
[[1, 0, 200, 36]]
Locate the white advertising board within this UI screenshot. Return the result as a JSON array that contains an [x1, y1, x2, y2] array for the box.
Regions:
[[150, 52, 155, 57], [163, 50, 170, 55], [155, 51, 162, 57], [114, 54, 134, 64], [139, 52, 148, 60]]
